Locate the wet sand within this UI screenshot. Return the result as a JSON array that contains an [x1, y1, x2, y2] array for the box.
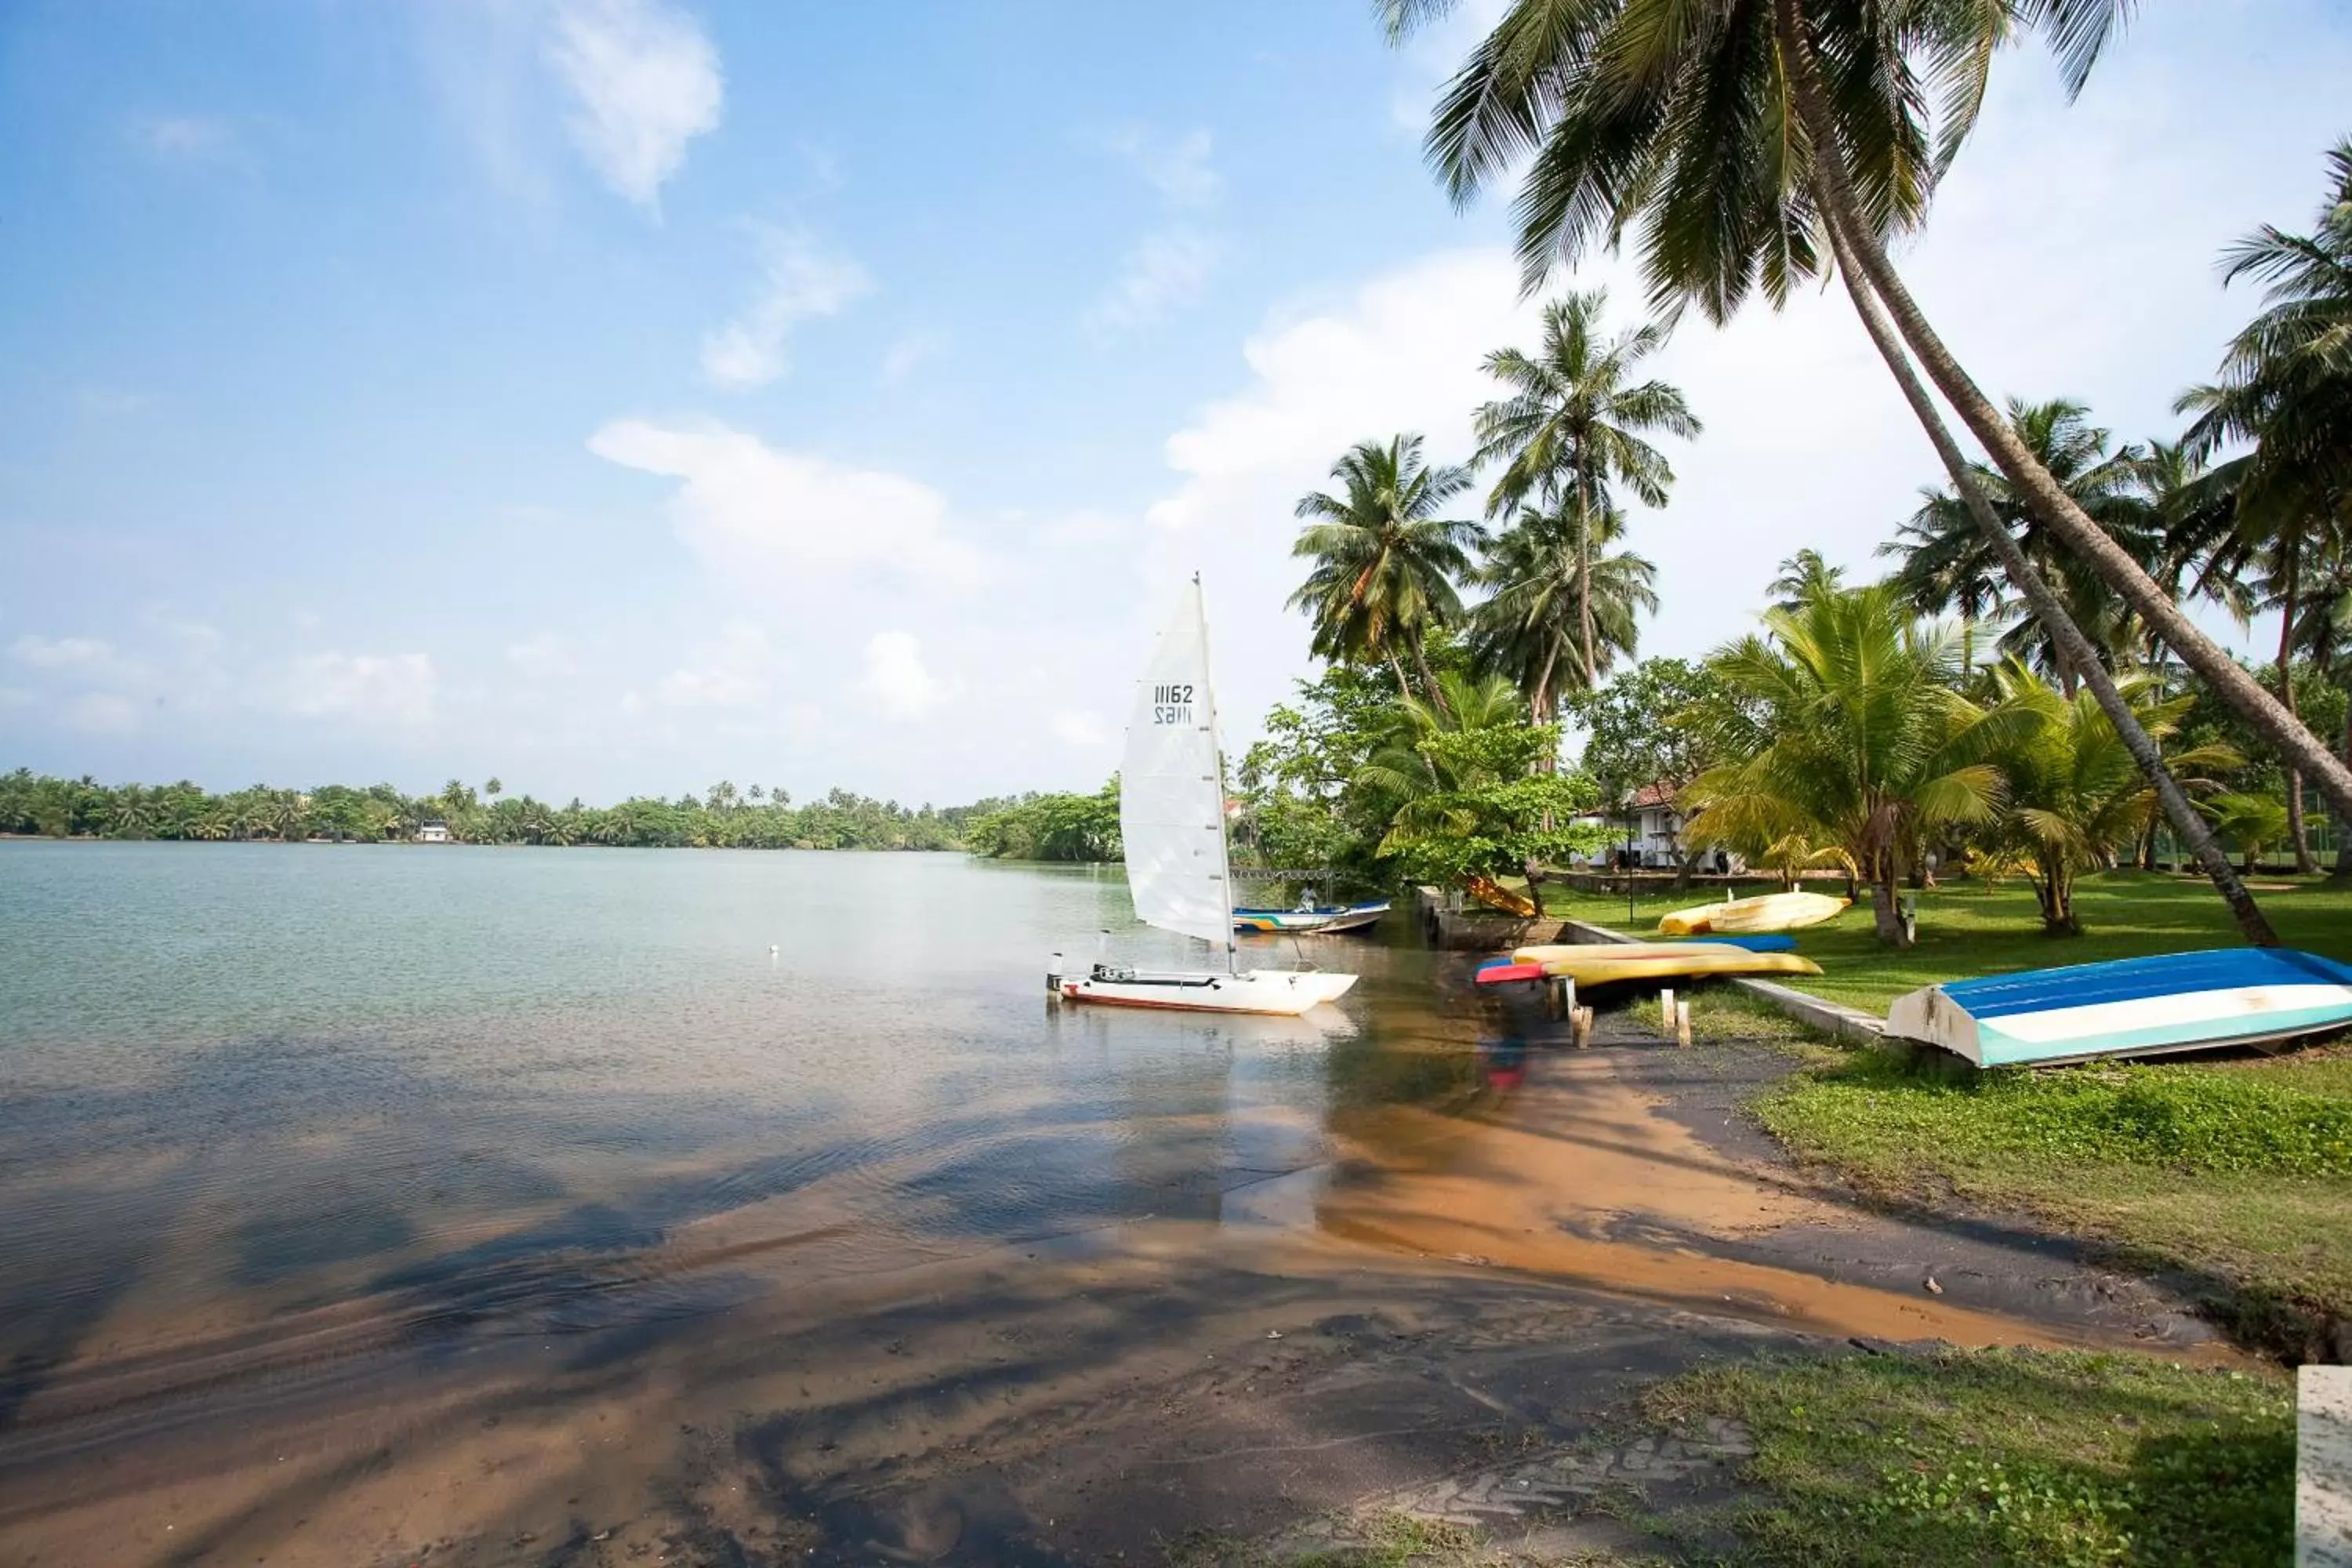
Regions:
[[0, 1029, 2223, 1566]]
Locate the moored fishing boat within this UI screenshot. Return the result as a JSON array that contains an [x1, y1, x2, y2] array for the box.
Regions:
[[1886, 948, 2352, 1067], [1058, 578, 1356, 1015], [1232, 899, 1391, 935]]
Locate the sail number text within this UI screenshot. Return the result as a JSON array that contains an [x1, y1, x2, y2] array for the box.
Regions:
[[1151, 684, 1196, 725]]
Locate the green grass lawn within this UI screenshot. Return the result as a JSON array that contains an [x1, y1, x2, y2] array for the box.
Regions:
[[1752, 1045, 2352, 1345], [1537, 869, 2352, 1011], [1640, 1348, 2294, 1567]]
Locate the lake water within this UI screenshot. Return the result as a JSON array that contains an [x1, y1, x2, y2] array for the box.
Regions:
[[0, 842, 1475, 1394]]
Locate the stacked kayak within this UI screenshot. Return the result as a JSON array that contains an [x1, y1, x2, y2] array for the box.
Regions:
[[1508, 940, 1821, 986], [1668, 932, 1795, 953], [1887, 948, 2352, 1067], [1659, 891, 1847, 936]]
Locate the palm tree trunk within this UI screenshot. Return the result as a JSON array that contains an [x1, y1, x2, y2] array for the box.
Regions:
[[2279, 535, 2317, 873], [1806, 156, 2281, 947], [1772, 0, 2352, 834], [2335, 685, 2352, 879], [1576, 478, 1597, 689], [1532, 637, 1560, 732], [1410, 637, 1446, 713], [1385, 651, 1410, 699], [1870, 857, 1907, 947]]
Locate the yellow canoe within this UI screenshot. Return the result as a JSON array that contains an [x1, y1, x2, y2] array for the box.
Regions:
[[1658, 891, 1849, 936], [1465, 874, 1537, 917], [1508, 943, 1823, 985]]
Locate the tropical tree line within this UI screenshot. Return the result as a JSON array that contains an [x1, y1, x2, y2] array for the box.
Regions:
[[1380, 0, 2350, 948], [0, 769, 994, 851], [1662, 575, 2252, 945]]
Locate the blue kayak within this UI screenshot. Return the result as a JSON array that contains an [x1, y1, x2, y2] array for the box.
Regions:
[[1670, 932, 1796, 953]]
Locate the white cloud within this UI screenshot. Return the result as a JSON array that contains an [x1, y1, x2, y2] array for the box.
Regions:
[[544, 0, 722, 211], [659, 622, 770, 707], [132, 114, 240, 163], [1051, 709, 1111, 750], [508, 633, 580, 677], [1098, 125, 1220, 208], [1084, 227, 1222, 340], [858, 632, 943, 722], [67, 694, 140, 734], [11, 634, 127, 673], [1134, 249, 1551, 753], [282, 652, 437, 727], [700, 226, 872, 389], [587, 417, 989, 590], [880, 328, 951, 384]]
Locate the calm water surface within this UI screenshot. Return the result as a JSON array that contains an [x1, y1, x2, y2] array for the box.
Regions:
[[0, 842, 1475, 1376]]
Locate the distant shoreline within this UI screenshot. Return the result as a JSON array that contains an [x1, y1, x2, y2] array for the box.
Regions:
[[0, 833, 968, 851]]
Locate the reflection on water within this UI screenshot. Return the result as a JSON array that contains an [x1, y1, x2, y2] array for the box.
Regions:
[[0, 842, 1483, 1389]]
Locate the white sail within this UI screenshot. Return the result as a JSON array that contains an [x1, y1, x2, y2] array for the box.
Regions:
[[1120, 579, 1236, 953]]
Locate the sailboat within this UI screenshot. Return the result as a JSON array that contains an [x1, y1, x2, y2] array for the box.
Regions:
[[1058, 578, 1358, 1015]]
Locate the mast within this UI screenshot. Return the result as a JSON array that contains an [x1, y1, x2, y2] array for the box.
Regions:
[[1195, 572, 1240, 975]]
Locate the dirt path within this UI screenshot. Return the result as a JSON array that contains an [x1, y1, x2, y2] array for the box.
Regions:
[[0, 1036, 2223, 1567]]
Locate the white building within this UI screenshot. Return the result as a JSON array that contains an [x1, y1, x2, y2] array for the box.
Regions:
[[415, 820, 452, 844], [1572, 782, 1741, 873]]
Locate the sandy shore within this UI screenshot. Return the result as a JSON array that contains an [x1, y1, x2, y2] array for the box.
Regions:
[[0, 1031, 2224, 1566]]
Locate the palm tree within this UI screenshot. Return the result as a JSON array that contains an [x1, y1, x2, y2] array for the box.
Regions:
[[1469, 496, 1657, 721], [1987, 659, 2241, 935], [1880, 399, 2162, 692], [1766, 550, 1844, 612], [2176, 144, 2352, 877], [103, 787, 159, 840], [1381, 0, 2282, 946], [1290, 434, 1486, 699], [1472, 290, 1699, 688], [1679, 580, 2033, 947], [2208, 793, 2292, 875]]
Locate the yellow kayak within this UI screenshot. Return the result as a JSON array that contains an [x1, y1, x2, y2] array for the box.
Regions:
[[1508, 943, 1823, 985], [1658, 891, 1849, 936]]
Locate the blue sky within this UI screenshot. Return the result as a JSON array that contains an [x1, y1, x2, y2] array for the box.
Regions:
[[3, 1, 2348, 807]]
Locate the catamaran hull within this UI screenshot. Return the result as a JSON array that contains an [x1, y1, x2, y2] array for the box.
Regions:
[[1062, 969, 1357, 1014], [1886, 948, 2352, 1067]]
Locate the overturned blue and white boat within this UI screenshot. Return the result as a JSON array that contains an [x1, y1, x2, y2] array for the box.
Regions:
[[1886, 948, 2352, 1068]]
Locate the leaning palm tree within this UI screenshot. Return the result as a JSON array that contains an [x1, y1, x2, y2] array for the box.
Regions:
[[1469, 497, 1657, 720], [1381, 0, 2281, 946], [1472, 290, 1698, 687], [1679, 580, 2034, 947], [1879, 398, 2163, 691], [1290, 434, 1486, 699]]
